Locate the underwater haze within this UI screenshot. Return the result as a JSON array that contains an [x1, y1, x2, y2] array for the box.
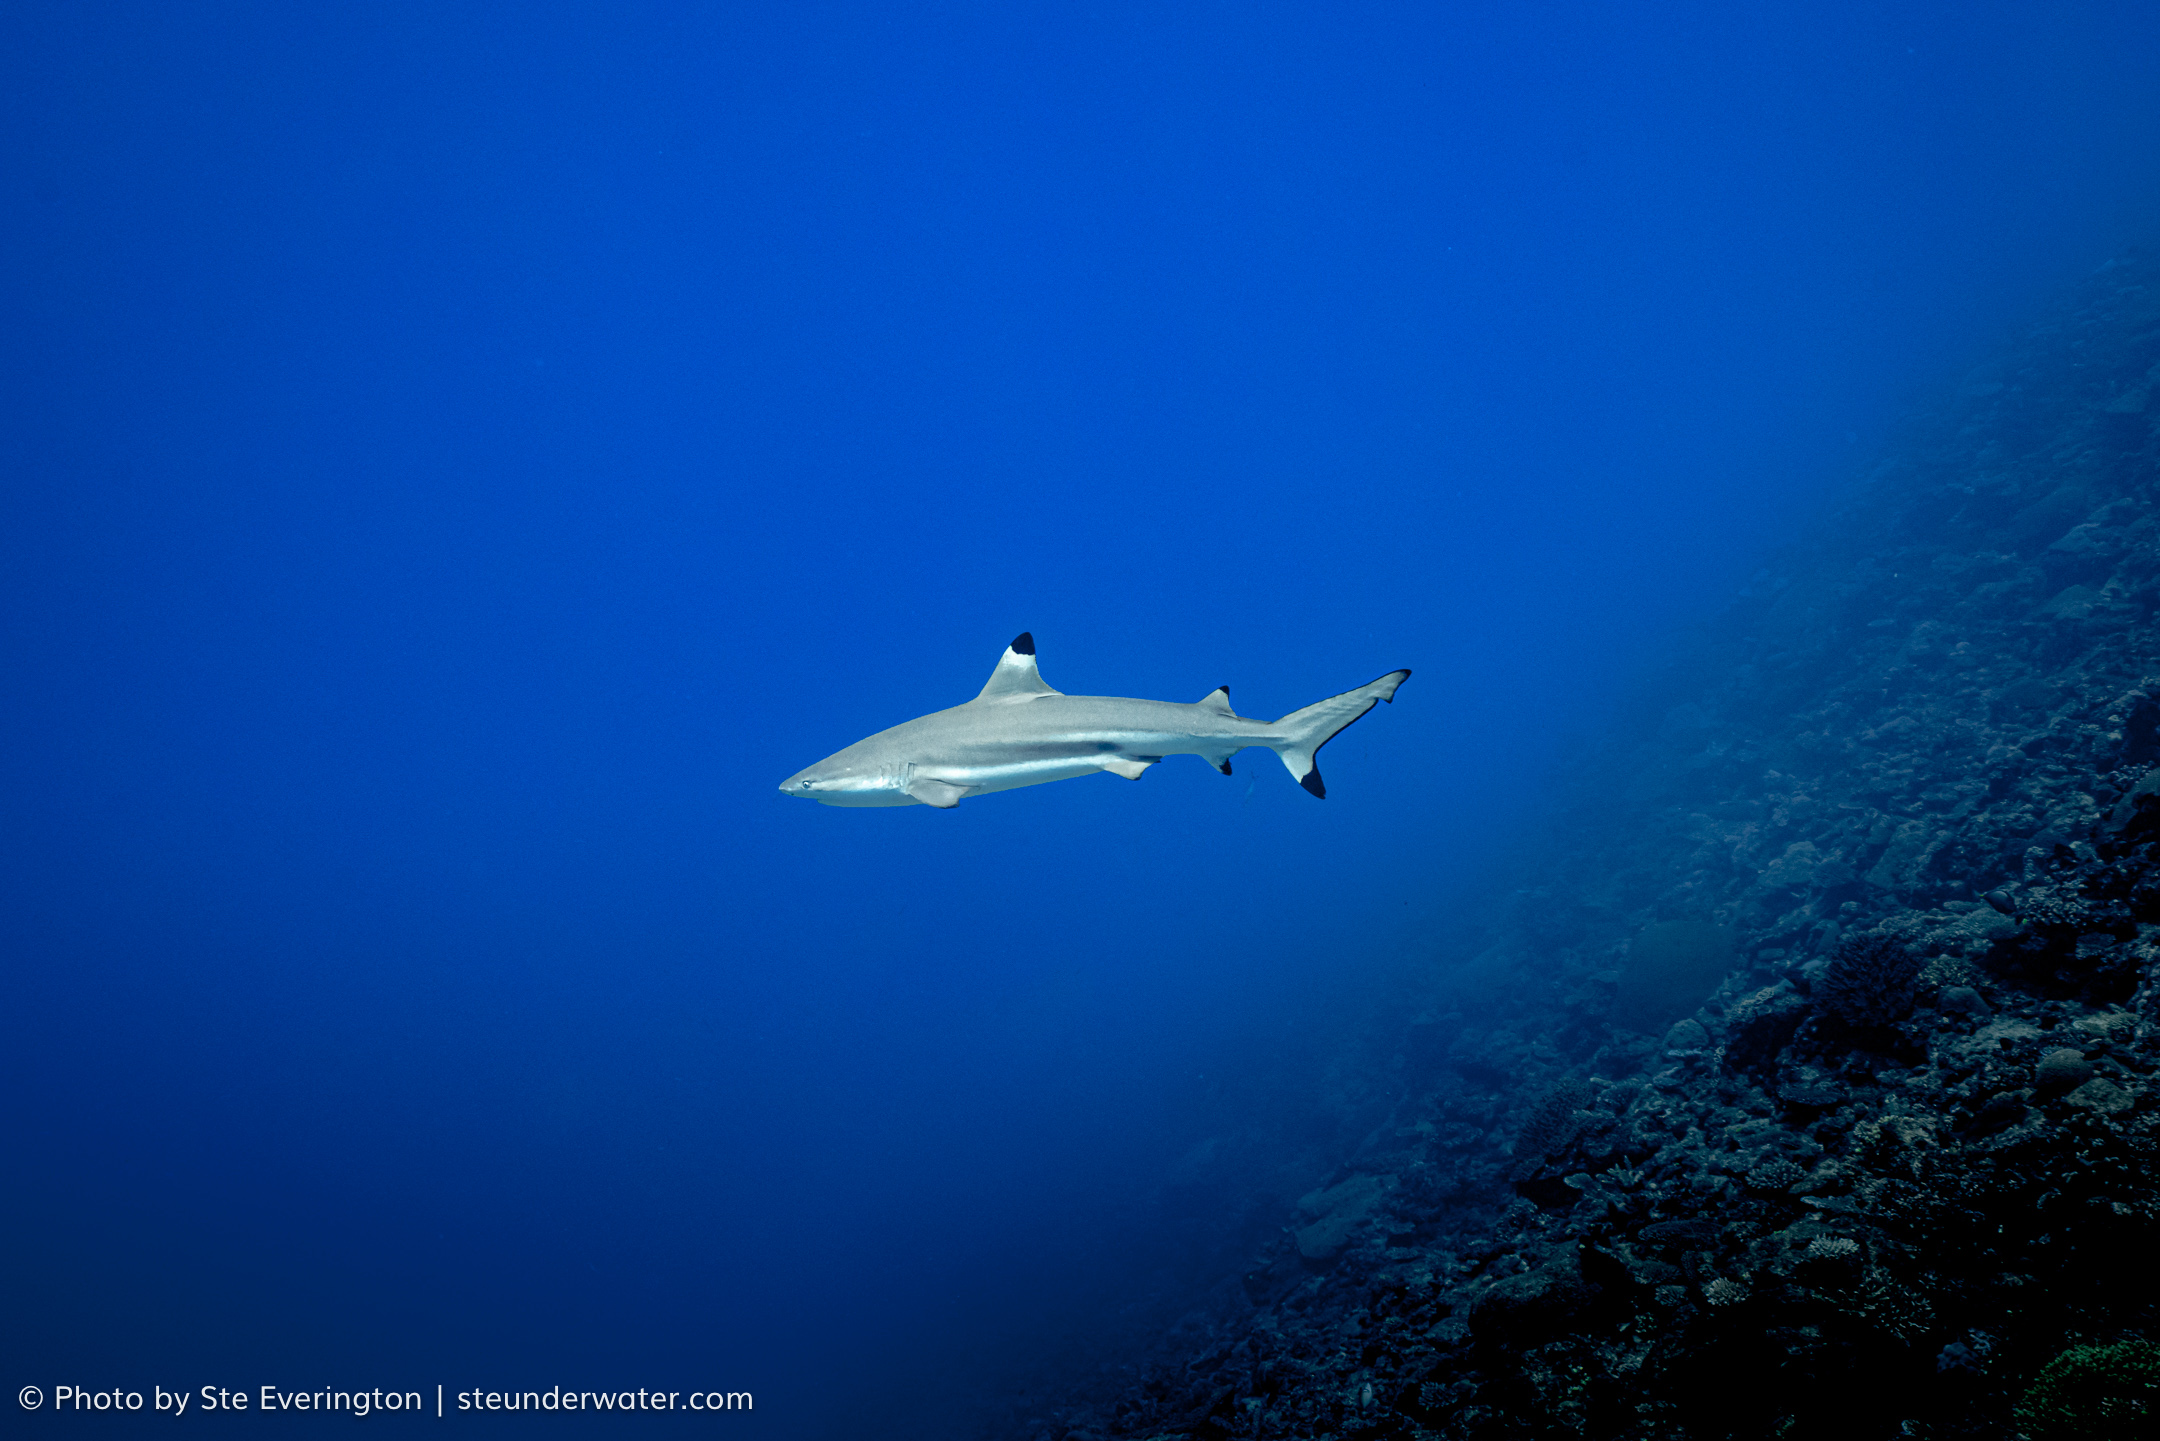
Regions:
[[5, 3, 2160, 1436]]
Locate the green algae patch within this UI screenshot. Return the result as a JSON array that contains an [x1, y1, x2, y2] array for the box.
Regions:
[[2015, 1340, 2160, 1440]]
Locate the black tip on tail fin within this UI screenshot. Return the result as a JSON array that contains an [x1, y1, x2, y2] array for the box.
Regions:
[[1009, 632, 1035, 655], [1300, 768, 1326, 799]]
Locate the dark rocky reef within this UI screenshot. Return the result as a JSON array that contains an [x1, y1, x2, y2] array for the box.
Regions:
[[1008, 252, 2160, 1440]]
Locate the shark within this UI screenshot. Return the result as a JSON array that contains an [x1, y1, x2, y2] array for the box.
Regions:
[[779, 633, 1409, 808]]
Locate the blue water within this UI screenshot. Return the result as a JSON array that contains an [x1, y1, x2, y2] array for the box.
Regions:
[[5, 4, 2160, 1434]]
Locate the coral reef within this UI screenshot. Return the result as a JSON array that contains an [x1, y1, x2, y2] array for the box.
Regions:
[[1001, 252, 2160, 1441]]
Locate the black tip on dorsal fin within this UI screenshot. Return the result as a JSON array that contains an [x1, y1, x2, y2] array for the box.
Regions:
[[1010, 632, 1035, 656], [1218, 684, 1229, 699], [1300, 768, 1326, 799]]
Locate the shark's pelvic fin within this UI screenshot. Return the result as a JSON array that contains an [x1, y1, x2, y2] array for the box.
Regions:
[[1095, 755, 1157, 781], [907, 775, 973, 808], [1271, 669, 1412, 799], [974, 631, 1062, 703]]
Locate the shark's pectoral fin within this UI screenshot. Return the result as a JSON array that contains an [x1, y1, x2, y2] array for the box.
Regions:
[[1095, 755, 1158, 781], [906, 777, 973, 808]]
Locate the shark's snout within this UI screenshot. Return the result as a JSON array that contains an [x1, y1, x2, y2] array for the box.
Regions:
[[778, 753, 924, 806]]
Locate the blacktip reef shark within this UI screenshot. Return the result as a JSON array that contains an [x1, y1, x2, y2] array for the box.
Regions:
[[779, 633, 1410, 808]]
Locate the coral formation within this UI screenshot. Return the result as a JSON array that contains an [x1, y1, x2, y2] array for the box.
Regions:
[[2034, 1046, 2096, 1095], [1512, 1078, 1595, 1166], [1817, 932, 1923, 1028]]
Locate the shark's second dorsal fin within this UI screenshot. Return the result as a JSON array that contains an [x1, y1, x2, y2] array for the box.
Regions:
[[974, 631, 1061, 703], [1195, 685, 1233, 715]]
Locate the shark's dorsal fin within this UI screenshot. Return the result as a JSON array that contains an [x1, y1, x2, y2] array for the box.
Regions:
[[974, 631, 1062, 703], [1195, 685, 1233, 715]]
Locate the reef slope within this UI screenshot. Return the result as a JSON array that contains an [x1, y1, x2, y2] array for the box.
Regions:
[[1030, 251, 2160, 1440]]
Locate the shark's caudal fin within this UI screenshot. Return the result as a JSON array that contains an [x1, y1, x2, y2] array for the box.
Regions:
[[1270, 670, 1411, 798]]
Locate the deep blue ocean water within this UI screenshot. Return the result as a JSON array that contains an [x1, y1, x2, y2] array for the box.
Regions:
[[5, 4, 2160, 1435]]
